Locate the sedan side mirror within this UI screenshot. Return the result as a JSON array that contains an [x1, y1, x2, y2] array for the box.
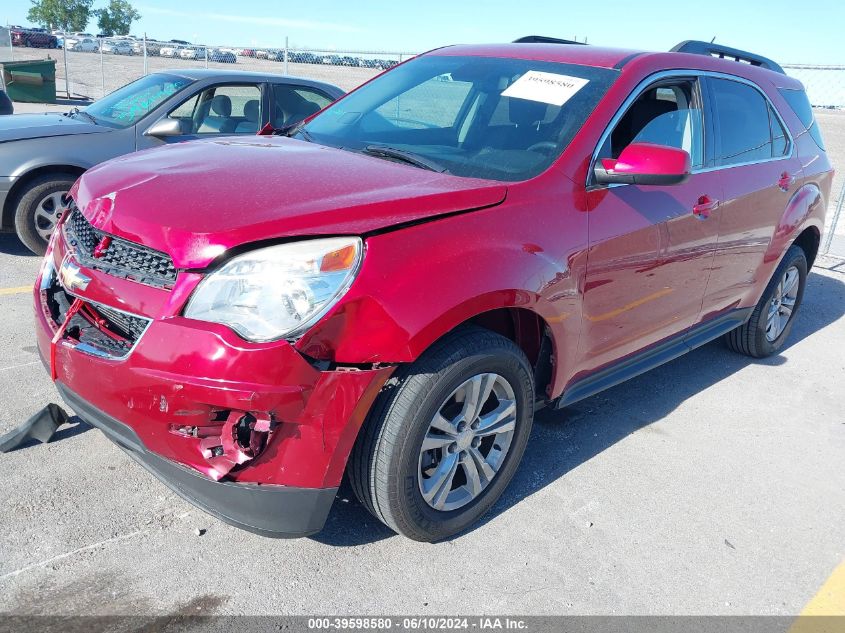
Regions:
[[594, 142, 691, 186], [144, 118, 190, 138]]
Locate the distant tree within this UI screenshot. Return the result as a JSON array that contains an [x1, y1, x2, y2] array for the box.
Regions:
[[94, 0, 141, 37], [27, 0, 94, 32]]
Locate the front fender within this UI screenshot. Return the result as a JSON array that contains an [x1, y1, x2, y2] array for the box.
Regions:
[[295, 203, 581, 367]]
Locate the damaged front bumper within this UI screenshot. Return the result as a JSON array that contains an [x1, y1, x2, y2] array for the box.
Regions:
[[59, 383, 338, 537], [33, 229, 395, 537]]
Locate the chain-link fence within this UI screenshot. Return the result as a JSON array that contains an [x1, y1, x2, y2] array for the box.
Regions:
[[782, 65, 845, 258], [7, 35, 413, 97], [4, 33, 845, 257]]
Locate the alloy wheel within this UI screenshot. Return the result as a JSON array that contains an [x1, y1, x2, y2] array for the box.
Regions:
[[766, 265, 800, 342], [417, 372, 517, 512], [33, 190, 69, 241]]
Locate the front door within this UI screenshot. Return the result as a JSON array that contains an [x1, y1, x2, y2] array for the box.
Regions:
[[136, 83, 265, 150], [578, 76, 722, 375]]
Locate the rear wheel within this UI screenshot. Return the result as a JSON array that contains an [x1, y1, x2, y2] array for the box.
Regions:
[[349, 327, 534, 542], [13, 174, 76, 255], [725, 244, 808, 358]]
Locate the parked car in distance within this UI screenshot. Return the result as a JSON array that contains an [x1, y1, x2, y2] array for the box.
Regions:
[[101, 39, 134, 55], [159, 45, 183, 58], [179, 46, 206, 60], [31, 38, 831, 543], [210, 49, 237, 64], [0, 69, 344, 254], [10, 27, 58, 48], [0, 90, 13, 115], [68, 37, 99, 52], [132, 39, 163, 56]]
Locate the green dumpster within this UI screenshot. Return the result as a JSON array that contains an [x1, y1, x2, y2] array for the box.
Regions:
[[1, 58, 57, 104]]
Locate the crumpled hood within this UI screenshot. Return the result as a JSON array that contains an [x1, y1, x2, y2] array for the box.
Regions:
[[72, 136, 508, 269], [0, 113, 105, 142]]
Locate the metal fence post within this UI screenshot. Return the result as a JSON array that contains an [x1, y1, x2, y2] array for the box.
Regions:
[[62, 36, 71, 98], [143, 34, 148, 75], [822, 181, 845, 256], [204, 45, 208, 68], [284, 36, 289, 75], [100, 38, 105, 98]]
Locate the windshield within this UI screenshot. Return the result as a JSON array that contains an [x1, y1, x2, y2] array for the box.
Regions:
[[84, 73, 193, 128], [300, 55, 619, 181]]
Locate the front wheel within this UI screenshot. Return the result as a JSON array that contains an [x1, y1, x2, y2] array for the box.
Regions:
[[13, 174, 76, 255], [349, 327, 534, 542], [725, 244, 808, 358]]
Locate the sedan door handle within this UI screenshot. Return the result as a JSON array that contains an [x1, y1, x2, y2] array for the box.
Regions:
[[778, 172, 794, 192], [693, 195, 719, 219]]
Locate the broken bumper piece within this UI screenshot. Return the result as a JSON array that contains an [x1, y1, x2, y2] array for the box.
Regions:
[[58, 383, 338, 538]]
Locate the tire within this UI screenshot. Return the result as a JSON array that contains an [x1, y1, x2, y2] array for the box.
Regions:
[[13, 174, 77, 256], [725, 244, 808, 358], [349, 326, 535, 542]]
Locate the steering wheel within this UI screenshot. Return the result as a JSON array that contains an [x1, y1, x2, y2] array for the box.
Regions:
[[526, 141, 558, 154]]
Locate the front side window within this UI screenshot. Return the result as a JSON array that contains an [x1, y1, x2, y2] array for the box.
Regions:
[[271, 85, 333, 129], [596, 79, 705, 173], [299, 55, 619, 182], [84, 73, 193, 128], [710, 78, 782, 166], [168, 84, 262, 135]]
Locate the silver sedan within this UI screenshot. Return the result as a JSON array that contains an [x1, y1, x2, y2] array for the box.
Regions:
[[0, 69, 344, 254]]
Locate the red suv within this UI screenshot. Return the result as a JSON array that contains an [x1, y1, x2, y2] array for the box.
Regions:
[[33, 38, 832, 542]]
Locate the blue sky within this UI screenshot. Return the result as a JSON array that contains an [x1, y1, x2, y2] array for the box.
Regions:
[[3, 0, 841, 63]]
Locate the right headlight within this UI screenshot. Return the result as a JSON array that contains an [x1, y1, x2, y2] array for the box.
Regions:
[[185, 237, 362, 342]]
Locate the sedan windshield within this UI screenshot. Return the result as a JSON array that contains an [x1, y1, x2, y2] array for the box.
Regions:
[[300, 55, 619, 181], [84, 73, 193, 128]]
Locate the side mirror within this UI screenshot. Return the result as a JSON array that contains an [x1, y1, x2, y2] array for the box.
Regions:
[[144, 118, 189, 138], [594, 142, 691, 186]]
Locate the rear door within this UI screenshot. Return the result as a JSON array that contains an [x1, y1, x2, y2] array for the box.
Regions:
[[699, 76, 803, 314]]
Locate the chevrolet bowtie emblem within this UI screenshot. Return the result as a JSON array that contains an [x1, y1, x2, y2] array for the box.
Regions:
[[59, 259, 91, 293]]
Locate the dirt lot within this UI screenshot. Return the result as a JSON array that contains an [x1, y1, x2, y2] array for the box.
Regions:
[[9, 46, 388, 96]]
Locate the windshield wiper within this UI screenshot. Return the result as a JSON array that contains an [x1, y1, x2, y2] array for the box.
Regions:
[[362, 145, 448, 173], [67, 107, 99, 125], [277, 122, 313, 142]]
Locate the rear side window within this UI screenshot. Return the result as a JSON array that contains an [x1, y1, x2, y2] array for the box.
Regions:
[[710, 78, 778, 166], [779, 88, 825, 150]]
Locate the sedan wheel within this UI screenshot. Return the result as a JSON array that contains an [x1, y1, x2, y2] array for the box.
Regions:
[[33, 190, 69, 241], [13, 173, 78, 255]]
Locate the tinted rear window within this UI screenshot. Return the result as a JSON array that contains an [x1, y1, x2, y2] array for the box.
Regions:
[[710, 78, 774, 166], [779, 88, 825, 150]]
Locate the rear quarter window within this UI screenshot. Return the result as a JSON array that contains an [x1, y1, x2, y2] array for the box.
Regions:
[[778, 88, 826, 150]]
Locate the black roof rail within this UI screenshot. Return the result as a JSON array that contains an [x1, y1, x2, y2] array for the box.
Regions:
[[513, 35, 587, 45], [670, 40, 785, 74]]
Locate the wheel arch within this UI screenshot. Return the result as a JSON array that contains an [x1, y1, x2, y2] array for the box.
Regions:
[[793, 225, 821, 268], [2, 165, 85, 231]]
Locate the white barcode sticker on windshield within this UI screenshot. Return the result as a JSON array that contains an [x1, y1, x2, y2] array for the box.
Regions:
[[502, 71, 589, 106]]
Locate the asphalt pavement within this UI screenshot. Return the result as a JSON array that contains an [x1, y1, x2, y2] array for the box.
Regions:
[[1, 231, 843, 618]]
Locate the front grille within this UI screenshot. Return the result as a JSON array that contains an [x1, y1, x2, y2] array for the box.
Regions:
[[64, 204, 178, 289], [43, 271, 150, 360]]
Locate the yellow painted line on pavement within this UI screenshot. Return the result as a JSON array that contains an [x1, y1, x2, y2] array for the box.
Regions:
[[0, 286, 31, 296], [789, 558, 845, 633]]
